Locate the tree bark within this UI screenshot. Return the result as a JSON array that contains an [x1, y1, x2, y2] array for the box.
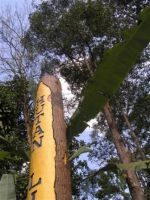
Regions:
[[23, 93, 32, 146], [103, 102, 145, 200], [123, 113, 146, 160], [27, 74, 72, 200]]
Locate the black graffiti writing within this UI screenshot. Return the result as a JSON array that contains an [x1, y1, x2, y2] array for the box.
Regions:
[[33, 125, 44, 138], [29, 173, 42, 191], [37, 95, 45, 104], [31, 190, 37, 200], [32, 136, 44, 151], [35, 95, 45, 112], [32, 95, 45, 150], [36, 104, 45, 115], [29, 95, 46, 198], [34, 113, 44, 126]]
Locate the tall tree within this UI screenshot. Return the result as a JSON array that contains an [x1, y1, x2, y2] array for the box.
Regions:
[[0, 3, 37, 199], [25, 1, 150, 199], [24, 0, 126, 94], [0, 4, 38, 145], [83, 50, 150, 199]]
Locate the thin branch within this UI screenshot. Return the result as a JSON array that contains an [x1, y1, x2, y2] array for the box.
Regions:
[[123, 113, 146, 160], [1, 19, 21, 39]]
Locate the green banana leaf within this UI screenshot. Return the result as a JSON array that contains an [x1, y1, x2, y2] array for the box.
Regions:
[[117, 160, 150, 171], [0, 136, 10, 144], [68, 7, 150, 139], [0, 134, 29, 161], [87, 160, 150, 179], [69, 146, 91, 161], [0, 174, 16, 200], [0, 151, 11, 160], [0, 150, 28, 161]]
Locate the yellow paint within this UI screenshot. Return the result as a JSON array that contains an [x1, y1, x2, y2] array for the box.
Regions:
[[64, 153, 67, 165], [27, 82, 56, 200]]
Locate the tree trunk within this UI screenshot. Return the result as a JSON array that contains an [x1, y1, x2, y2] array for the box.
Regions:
[[103, 102, 145, 200], [23, 93, 32, 146], [27, 74, 72, 200]]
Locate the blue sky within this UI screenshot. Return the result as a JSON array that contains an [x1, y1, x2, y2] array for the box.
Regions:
[[0, 0, 40, 10], [0, 0, 34, 14], [0, 0, 32, 6], [1, 0, 23, 7]]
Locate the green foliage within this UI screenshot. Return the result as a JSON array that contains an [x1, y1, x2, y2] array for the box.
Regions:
[[0, 151, 11, 160], [117, 160, 150, 171], [69, 146, 91, 161], [69, 138, 90, 198], [130, 94, 150, 137], [0, 174, 16, 200], [1, 1, 149, 199], [27, 1, 115, 54], [84, 167, 130, 200], [0, 81, 29, 200], [89, 60, 150, 198], [15, 173, 28, 200], [68, 7, 150, 139], [95, 172, 121, 199], [25, 0, 123, 85], [97, 160, 150, 172]]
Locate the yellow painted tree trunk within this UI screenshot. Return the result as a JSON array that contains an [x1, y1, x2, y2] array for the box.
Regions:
[[27, 74, 72, 200]]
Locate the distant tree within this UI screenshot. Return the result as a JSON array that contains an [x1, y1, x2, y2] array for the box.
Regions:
[[24, 0, 129, 94], [0, 80, 29, 200], [0, 4, 37, 199], [0, 4, 38, 145]]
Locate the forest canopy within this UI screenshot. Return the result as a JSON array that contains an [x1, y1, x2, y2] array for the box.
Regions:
[[0, 0, 150, 199]]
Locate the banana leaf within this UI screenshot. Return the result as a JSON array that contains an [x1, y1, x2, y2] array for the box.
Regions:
[[117, 160, 150, 171], [0, 174, 16, 200], [68, 7, 150, 139], [0, 151, 11, 160], [69, 146, 91, 161]]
